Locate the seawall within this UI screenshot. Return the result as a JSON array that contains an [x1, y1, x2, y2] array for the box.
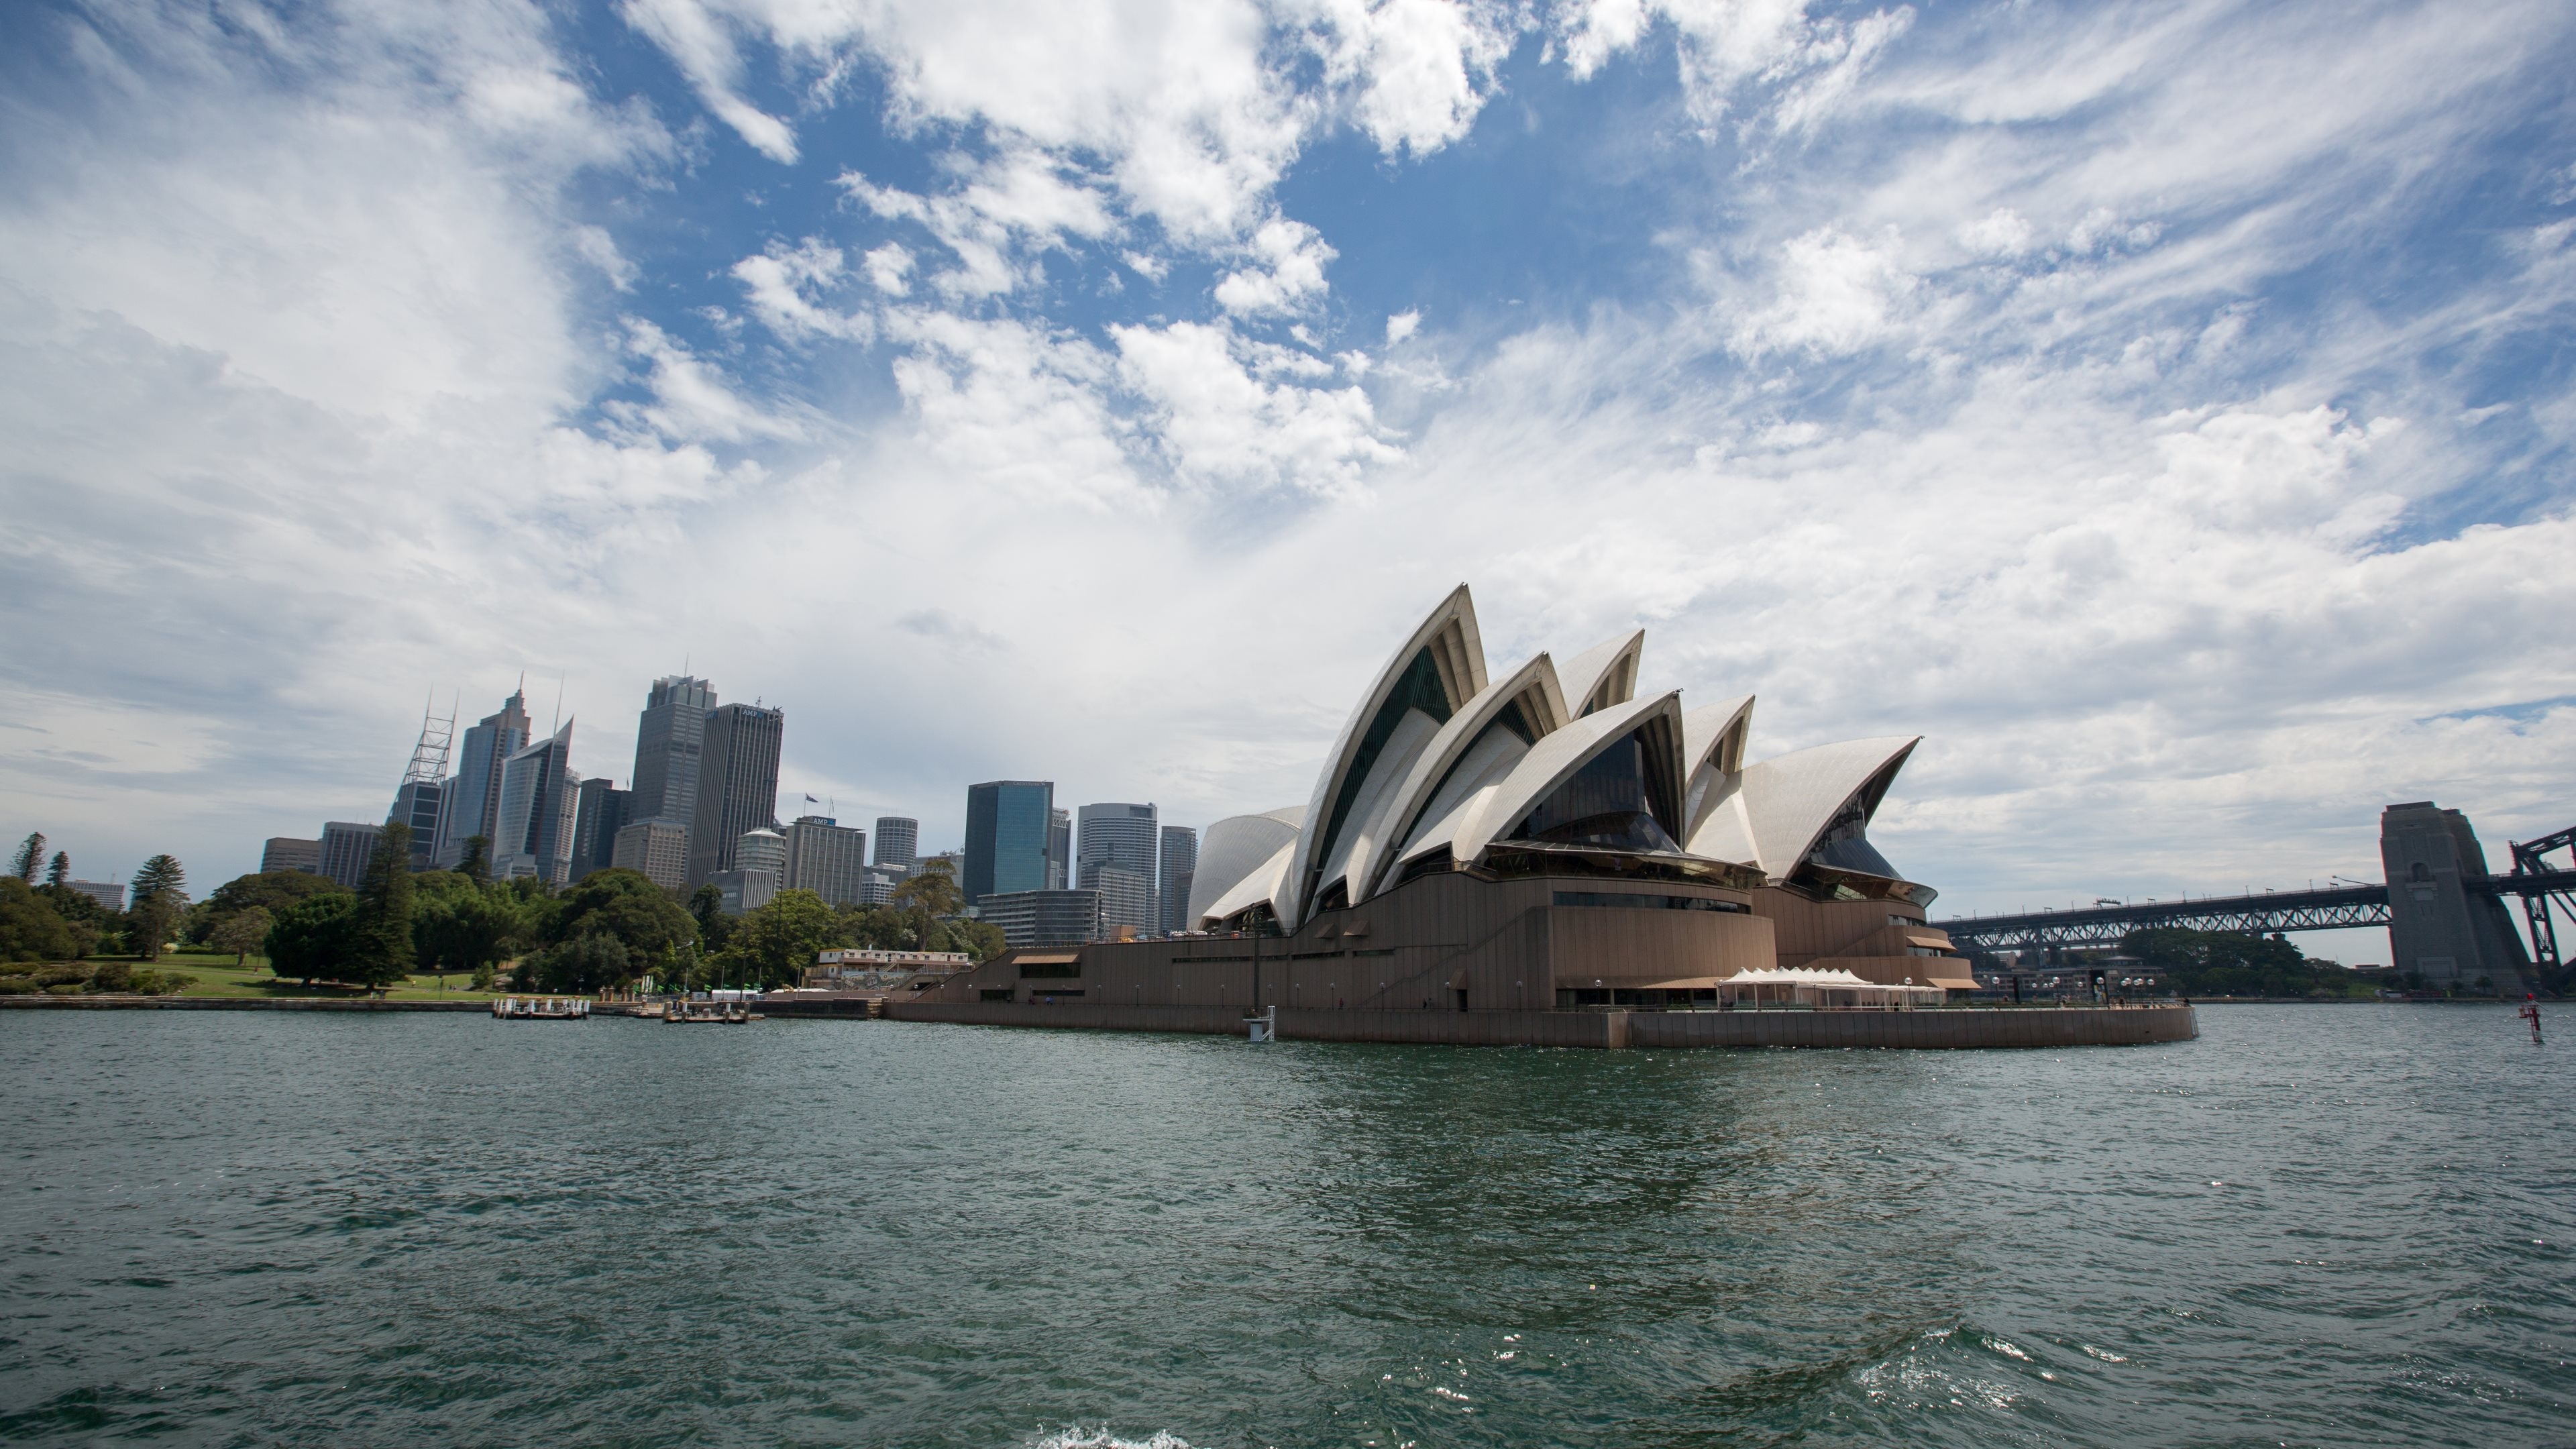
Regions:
[[881, 1001, 2198, 1049], [0, 997, 492, 1012]]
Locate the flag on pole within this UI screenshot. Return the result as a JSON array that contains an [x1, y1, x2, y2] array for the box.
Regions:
[[804, 794, 818, 803]]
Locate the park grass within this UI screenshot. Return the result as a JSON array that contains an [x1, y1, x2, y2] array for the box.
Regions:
[[100, 951, 510, 1001]]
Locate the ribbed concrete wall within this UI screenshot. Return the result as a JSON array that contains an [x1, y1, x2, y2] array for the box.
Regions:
[[882, 1002, 2194, 1049]]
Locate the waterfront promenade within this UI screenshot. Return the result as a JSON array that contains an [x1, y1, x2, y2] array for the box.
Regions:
[[883, 1000, 2198, 1049]]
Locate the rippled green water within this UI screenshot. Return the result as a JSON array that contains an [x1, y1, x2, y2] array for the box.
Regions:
[[1, 1006, 2568, 1446]]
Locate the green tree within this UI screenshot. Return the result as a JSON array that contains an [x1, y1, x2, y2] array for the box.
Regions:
[[689, 883, 732, 953], [127, 855, 189, 961], [529, 933, 632, 994], [204, 869, 347, 917], [266, 894, 359, 983], [344, 823, 416, 989], [9, 832, 44, 883], [33, 883, 111, 957], [411, 878, 525, 987], [716, 888, 839, 989], [947, 917, 1008, 963], [0, 877, 79, 963], [208, 906, 272, 967], [551, 869, 698, 958], [45, 851, 68, 888], [455, 835, 491, 884], [890, 859, 963, 961]]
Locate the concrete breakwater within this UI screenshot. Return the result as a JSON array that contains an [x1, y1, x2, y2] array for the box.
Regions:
[[883, 1000, 2198, 1049], [0, 996, 492, 1012]]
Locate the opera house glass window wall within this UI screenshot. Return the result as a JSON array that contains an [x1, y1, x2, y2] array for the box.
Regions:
[[914, 584, 1978, 1018]]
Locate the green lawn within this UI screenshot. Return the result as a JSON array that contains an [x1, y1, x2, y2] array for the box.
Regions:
[[120, 951, 511, 1000]]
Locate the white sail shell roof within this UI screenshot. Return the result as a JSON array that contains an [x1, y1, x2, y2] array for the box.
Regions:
[[1185, 806, 1305, 926], [1448, 690, 1688, 864], [1685, 736, 1919, 881], [1680, 695, 1754, 841], [1283, 585, 1487, 927], [1354, 651, 1570, 903], [1556, 629, 1643, 716], [1197, 839, 1297, 928]]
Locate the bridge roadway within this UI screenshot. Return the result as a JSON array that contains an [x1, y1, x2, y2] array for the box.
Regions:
[[1940, 869, 2576, 953]]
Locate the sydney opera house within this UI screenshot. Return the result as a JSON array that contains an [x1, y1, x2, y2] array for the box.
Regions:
[[896, 585, 2025, 1046]]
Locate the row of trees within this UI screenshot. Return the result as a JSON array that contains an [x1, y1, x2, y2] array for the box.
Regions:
[[7, 823, 1006, 993], [2, 830, 188, 963], [180, 825, 1002, 994], [2114, 927, 2368, 998]]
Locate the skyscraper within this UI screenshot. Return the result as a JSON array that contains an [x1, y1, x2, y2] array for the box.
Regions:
[[873, 816, 918, 872], [1158, 824, 1198, 935], [492, 720, 579, 885], [1046, 807, 1071, 890], [1077, 802, 1160, 928], [436, 688, 531, 867], [388, 698, 454, 871], [386, 780, 446, 872], [1083, 862, 1152, 938], [963, 782, 1053, 904], [629, 675, 715, 828], [782, 816, 868, 906], [611, 819, 689, 891], [687, 702, 785, 888], [569, 777, 630, 882], [318, 821, 381, 889]]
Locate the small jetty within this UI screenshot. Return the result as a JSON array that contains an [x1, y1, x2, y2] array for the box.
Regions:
[[662, 1000, 756, 1024], [492, 996, 590, 1020]]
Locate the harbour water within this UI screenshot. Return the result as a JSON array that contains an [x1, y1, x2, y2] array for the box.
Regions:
[[1, 1006, 2567, 1446]]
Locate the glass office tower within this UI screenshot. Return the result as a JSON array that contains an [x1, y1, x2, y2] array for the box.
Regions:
[[963, 781, 1053, 904]]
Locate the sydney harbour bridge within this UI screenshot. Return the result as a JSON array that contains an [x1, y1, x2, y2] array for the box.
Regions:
[[1937, 803, 2576, 987]]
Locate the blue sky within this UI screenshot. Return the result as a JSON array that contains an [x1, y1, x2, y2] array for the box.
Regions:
[[3, 0, 2573, 958]]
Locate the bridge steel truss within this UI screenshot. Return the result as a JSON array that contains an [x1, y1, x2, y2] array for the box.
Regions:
[[1940, 866, 2576, 957], [2509, 828, 2576, 970], [1941, 886, 2393, 955]]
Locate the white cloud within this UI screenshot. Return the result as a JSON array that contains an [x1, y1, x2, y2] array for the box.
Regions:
[[1112, 320, 1400, 497], [610, 319, 806, 443], [1729, 225, 1919, 356], [1385, 309, 1423, 344], [731, 238, 873, 343], [863, 243, 916, 296], [616, 0, 799, 161], [1293, 0, 1519, 155], [1212, 217, 1338, 316]]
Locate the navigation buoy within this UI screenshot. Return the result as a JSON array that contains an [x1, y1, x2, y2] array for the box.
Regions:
[[2520, 995, 2542, 1045]]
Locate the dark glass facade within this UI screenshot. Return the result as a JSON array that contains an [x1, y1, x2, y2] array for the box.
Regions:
[[965, 780, 1053, 904], [1510, 732, 1680, 853]]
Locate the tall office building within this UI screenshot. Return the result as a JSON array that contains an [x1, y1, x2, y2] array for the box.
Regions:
[[262, 837, 321, 875], [687, 703, 785, 888], [318, 821, 382, 888], [629, 675, 716, 828], [736, 826, 787, 880], [1077, 802, 1160, 929], [435, 688, 531, 867], [569, 778, 630, 882], [1158, 824, 1198, 935], [386, 698, 454, 872], [977, 888, 1104, 948], [1046, 808, 1071, 890], [964, 782, 1053, 904], [1083, 862, 1152, 938], [492, 720, 580, 885], [783, 816, 868, 906], [873, 816, 918, 872], [612, 819, 690, 892], [386, 780, 447, 872]]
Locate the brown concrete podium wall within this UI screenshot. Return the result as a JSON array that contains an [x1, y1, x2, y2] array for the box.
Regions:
[[881, 1001, 2196, 1049]]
